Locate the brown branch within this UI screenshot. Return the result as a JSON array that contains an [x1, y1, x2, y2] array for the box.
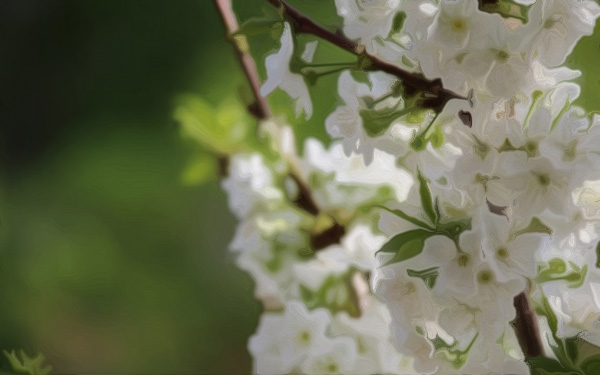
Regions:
[[265, 0, 468, 111], [512, 291, 544, 358], [214, 0, 271, 120]]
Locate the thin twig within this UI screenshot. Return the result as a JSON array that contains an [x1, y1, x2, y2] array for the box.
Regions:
[[513, 291, 544, 358], [214, 0, 271, 120], [265, 0, 468, 111]]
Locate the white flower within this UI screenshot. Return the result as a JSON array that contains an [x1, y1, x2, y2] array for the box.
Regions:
[[222, 153, 283, 219], [325, 70, 415, 163], [303, 138, 414, 206], [231, 209, 309, 309], [335, 0, 401, 54], [301, 337, 359, 374], [260, 22, 312, 119], [574, 179, 600, 219], [525, 0, 600, 67], [330, 299, 417, 373], [249, 300, 333, 373], [479, 209, 548, 283]]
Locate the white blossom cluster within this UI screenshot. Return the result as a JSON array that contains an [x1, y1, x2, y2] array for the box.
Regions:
[[224, 0, 600, 373]]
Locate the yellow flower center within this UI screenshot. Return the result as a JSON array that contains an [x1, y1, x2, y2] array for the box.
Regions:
[[451, 19, 466, 32]]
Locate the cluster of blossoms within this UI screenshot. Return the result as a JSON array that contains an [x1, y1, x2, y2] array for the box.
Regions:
[[219, 0, 600, 373]]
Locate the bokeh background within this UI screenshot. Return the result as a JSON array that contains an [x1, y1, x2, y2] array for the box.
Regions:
[[1, 0, 600, 373]]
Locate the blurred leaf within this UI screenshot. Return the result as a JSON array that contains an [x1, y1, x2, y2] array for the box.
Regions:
[[3, 350, 51, 375], [300, 271, 360, 318], [174, 95, 252, 154], [180, 153, 217, 186]]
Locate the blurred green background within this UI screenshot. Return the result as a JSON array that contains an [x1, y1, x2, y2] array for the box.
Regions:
[[1, 0, 600, 373], [0, 1, 268, 373]]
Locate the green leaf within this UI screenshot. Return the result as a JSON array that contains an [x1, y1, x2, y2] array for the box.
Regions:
[[3, 350, 52, 375], [389, 11, 407, 36], [595, 241, 600, 268], [350, 70, 372, 90], [359, 104, 405, 137], [478, 0, 532, 23], [376, 229, 435, 266], [418, 170, 438, 225], [407, 267, 439, 289], [430, 333, 479, 369], [428, 125, 445, 148], [564, 337, 580, 366], [299, 271, 360, 317], [526, 356, 574, 375], [581, 354, 600, 374], [437, 217, 472, 241], [375, 205, 435, 230], [511, 217, 553, 241], [535, 259, 587, 288]]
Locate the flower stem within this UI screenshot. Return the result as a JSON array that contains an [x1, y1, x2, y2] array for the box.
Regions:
[[214, 0, 271, 120], [265, 0, 469, 111], [512, 291, 544, 358]]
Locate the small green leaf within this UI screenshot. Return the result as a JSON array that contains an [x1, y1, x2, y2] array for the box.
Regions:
[[595, 241, 600, 268], [428, 125, 445, 148], [407, 267, 439, 289], [478, 0, 532, 23], [389, 11, 407, 35], [511, 217, 553, 240], [359, 104, 405, 137], [526, 356, 574, 375], [376, 229, 435, 266], [536, 260, 587, 288], [437, 217, 473, 241], [358, 108, 398, 137], [418, 170, 438, 225], [3, 350, 52, 375], [350, 70, 372, 90]]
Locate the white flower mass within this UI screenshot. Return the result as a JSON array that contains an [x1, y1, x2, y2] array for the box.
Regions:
[[223, 0, 600, 373]]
